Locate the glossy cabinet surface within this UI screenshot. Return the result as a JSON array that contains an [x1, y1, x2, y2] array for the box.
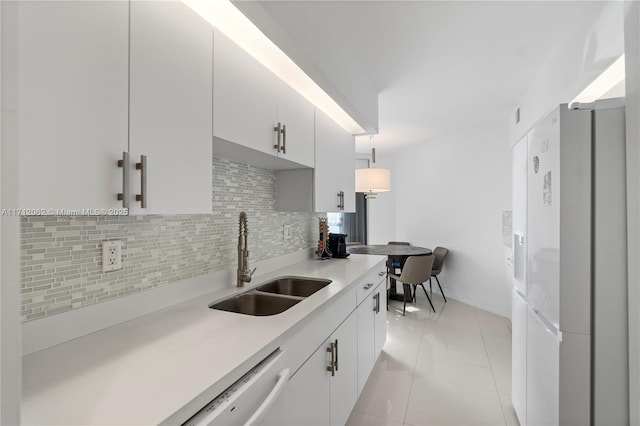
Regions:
[[373, 283, 387, 357], [314, 109, 356, 213], [329, 312, 358, 426], [129, 1, 213, 214], [357, 278, 386, 395], [213, 29, 314, 168], [17, 1, 129, 211], [285, 341, 331, 426], [275, 109, 356, 213], [283, 259, 386, 426], [213, 29, 278, 159], [277, 82, 315, 167]]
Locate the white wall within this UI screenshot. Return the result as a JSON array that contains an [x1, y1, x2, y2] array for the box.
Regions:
[[393, 120, 512, 317], [510, 1, 625, 143]]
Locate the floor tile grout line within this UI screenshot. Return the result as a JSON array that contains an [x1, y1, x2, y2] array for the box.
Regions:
[[476, 307, 510, 426]]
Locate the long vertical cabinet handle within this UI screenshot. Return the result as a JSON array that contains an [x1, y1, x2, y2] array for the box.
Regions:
[[273, 123, 282, 152], [135, 155, 147, 208], [326, 342, 336, 376], [375, 292, 381, 313], [281, 124, 286, 154], [334, 339, 339, 371], [117, 152, 130, 210]]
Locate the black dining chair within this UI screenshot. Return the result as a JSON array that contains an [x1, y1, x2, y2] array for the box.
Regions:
[[429, 247, 449, 303]]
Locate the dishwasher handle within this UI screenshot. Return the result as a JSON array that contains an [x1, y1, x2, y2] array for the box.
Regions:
[[244, 368, 290, 426]]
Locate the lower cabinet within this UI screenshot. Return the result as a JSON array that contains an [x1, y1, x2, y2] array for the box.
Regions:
[[329, 313, 359, 425], [286, 312, 358, 426], [286, 340, 330, 426], [283, 260, 387, 426], [374, 283, 388, 357], [357, 280, 387, 394]]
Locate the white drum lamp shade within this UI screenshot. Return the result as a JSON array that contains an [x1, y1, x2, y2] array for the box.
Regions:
[[355, 168, 391, 198]]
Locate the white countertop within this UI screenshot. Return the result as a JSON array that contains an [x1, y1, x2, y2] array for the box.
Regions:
[[21, 254, 385, 425]]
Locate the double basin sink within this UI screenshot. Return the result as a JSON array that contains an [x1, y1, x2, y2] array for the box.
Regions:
[[210, 277, 332, 316]]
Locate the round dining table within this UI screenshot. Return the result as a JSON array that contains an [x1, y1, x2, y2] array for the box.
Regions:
[[347, 244, 432, 301]]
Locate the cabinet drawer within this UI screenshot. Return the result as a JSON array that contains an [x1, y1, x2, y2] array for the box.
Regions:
[[355, 260, 387, 305]]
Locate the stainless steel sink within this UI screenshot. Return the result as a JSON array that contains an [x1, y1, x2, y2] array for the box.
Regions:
[[256, 277, 332, 298], [209, 292, 301, 316]]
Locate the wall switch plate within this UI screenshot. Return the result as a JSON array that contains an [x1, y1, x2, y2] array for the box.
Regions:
[[283, 225, 292, 240], [102, 240, 122, 273]]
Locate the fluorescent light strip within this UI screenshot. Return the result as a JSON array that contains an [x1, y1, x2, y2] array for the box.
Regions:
[[182, 0, 364, 135], [571, 54, 626, 105]]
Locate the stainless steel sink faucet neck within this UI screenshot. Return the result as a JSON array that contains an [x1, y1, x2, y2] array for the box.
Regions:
[[237, 211, 256, 287]]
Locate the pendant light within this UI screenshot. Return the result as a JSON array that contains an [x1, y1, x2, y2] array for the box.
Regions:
[[355, 136, 391, 199]]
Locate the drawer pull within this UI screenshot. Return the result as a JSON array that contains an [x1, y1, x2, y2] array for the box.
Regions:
[[378, 271, 385, 277], [117, 151, 130, 210], [364, 282, 374, 290], [327, 341, 336, 376]]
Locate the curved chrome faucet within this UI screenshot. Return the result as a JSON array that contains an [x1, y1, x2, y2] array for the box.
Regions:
[[237, 212, 256, 287]]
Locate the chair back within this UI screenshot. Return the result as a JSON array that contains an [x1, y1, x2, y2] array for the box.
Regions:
[[432, 247, 449, 274], [398, 255, 435, 284]]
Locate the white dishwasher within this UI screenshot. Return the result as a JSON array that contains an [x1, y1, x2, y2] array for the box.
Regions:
[[183, 349, 289, 426]]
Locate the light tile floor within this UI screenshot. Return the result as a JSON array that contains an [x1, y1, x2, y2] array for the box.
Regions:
[[347, 291, 519, 426]]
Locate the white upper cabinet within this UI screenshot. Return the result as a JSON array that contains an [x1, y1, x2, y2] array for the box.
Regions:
[[213, 29, 314, 168], [213, 29, 278, 159], [129, 1, 213, 214], [315, 109, 356, 212], [276, 82, 315, 167], [17, 1, 129, 212], [276, 109, 355, 212]]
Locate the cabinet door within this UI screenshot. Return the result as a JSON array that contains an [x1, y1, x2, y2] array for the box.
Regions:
[[213, 29, 278, 157], [17, 1, 129, 211], [314, 109, 356, 212], [277, 83, 315, 167], [338, 132, 356, 212], [373, 282, 387, 358], [286, 342, 331, 426], [357, 293, 376, 396], [129, 1, 213, 214], [329, 312, 358, 426], [314, 109, 341, 212]]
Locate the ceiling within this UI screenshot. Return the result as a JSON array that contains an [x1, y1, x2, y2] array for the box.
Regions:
[[237, 1, 610, 154]]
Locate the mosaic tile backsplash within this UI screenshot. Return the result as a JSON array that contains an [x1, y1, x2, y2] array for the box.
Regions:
[[21, 157, 322, 322]]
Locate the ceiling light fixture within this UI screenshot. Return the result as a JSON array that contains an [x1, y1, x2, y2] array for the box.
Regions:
[[355, 136, 391, 199], [181, 0, 364, 135]]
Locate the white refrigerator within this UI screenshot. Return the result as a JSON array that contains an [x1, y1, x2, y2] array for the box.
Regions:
[[511, 99, 628, 425]]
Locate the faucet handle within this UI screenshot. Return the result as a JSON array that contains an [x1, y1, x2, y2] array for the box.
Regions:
[[250, 267, 257, 277]]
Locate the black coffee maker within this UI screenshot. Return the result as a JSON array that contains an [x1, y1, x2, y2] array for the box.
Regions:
[[328, 233, 350, 258]]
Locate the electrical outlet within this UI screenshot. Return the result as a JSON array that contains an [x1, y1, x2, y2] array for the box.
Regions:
[[283, 224, 292, 240], [102, 240, 122, 273]]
